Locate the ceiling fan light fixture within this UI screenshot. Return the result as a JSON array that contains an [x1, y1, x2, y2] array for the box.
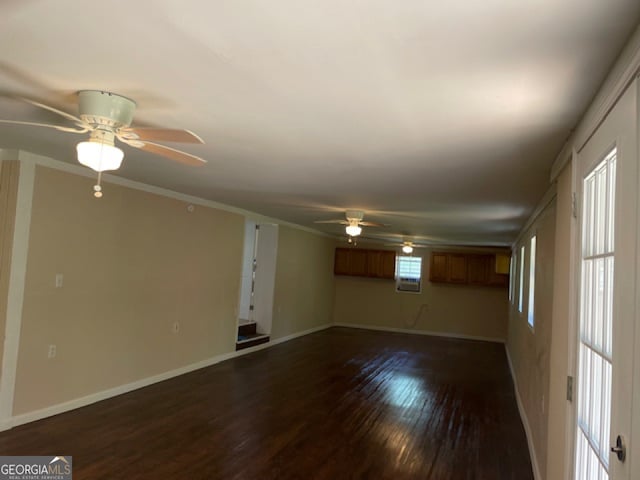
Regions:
[[76, 140, 124, 172], [345, 224, 362, 237], [402, 245, 414, 254]]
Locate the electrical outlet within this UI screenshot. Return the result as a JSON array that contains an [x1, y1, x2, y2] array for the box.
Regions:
[[48, 344, 57, 359], [173, 322, 180, 334], [55, 274, 63, 288]]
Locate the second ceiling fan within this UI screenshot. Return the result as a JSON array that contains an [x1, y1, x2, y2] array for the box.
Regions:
[[314, 210, 386, 238], [384, 240, 429, 254]]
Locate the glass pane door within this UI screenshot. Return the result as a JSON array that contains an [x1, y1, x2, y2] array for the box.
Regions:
[[574, 149, 616, 480]]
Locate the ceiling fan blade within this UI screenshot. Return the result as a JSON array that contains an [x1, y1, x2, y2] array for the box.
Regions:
[[0, 61, 75, 106], [394, 243, 429, 248], [124, 139, 206, 166], [0, 119, 88, 134], [118, 127, 204, 144], [19, 97, 87, 127], [383, 242, 428, 250], [314, 219, 349, 225], [359, 221, 387, 227]]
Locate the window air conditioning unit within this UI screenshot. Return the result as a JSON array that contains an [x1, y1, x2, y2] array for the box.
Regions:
[[396, 277, 421, 292]]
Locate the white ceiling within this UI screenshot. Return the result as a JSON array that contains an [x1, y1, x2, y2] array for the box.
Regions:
[[0, 0, 639, 246]]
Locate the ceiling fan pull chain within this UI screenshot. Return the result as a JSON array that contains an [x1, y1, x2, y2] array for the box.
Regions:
[[93, 171, 103, 198]]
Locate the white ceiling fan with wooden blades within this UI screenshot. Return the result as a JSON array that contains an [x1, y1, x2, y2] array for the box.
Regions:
[[0, 90, 206, 196], [314, 210, 387, 237]]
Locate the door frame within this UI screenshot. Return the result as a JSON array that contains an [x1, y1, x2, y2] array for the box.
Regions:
[[565, 78, 640, 480], [630, 75, 640, 479], [564, 147, 580, 480], [251, 223, 278, 336]]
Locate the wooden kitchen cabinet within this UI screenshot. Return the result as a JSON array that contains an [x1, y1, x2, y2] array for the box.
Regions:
[[429, 251, 509, 287], [429, 252, 448, 282], [334, 248, 396, 279], [448, 254, 468, 283], [366, 250, 396, 279], [334, 248, 351, 275], [349, 249, 368, 276], [467, 255, 490, 285]]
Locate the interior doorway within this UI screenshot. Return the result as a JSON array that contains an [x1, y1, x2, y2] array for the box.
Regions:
[[236, 221, 278, 350]]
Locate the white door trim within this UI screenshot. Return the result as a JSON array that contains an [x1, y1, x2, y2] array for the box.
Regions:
[[0, 156, 36, 429], [563, 148, 581, 480], [629, 77, 640, 479]]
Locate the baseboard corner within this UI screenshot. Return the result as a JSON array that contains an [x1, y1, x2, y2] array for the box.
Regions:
[[504, 345, 543, 480]]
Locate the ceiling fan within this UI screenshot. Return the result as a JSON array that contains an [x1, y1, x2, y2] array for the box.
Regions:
[[0, 90, 205, 197], [314, 210, 386, 238], [384, 240, 429, 254]]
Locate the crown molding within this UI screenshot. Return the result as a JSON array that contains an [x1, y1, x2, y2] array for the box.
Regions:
[[6, 149, 332, 238], [550, 25, 640, 181]]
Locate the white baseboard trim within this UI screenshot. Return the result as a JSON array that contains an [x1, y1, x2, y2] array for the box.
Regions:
[[333, 322, 506, 344], [236, 334, 270, 344], [505, 345, 542, 480], [4, 323, 332, 431], [269, 323, 332, 346]]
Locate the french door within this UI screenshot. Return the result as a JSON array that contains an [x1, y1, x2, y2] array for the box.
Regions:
[[572, 81, 638, 479]]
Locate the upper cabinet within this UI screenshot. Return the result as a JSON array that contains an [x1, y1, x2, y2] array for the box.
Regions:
[[429, 251, 508, 287], [467, 255, 489, 285], [448, 254, 468, 284], [334, 248, 396, 279], [430, 252, 448, 282], [334, 248, 351, 275]]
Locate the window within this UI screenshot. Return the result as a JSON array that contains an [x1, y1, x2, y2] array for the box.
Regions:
[[528, 236, 536, 327], [395, 256, 422, 293], [509, 252, 516, 303], [518, 246, 525, 313]]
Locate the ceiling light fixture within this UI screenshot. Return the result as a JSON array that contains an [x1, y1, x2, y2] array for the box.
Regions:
[[345, 224, 362, 237], [76, 139, 124, 173], [76, 130, 125, 198], [402, 245, 414, 254]]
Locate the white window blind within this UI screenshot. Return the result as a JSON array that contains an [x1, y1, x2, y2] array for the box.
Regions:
[[395, 256, 422, 279]]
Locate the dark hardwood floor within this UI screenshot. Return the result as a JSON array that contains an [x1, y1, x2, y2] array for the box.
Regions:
[[0, 327, 533, 479]]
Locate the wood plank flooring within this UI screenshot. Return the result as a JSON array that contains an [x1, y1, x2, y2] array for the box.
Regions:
[[0, 327, 533, 479]]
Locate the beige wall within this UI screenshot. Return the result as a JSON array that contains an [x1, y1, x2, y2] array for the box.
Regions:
[[13, 166, 244, 414], [506, 198, 556, 478], [271, 226, 335, 340], [10, 165, 338, 417], [545, 166, 572, 480], [333, 245, 509, 341], [0, 161, 20, 376]]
